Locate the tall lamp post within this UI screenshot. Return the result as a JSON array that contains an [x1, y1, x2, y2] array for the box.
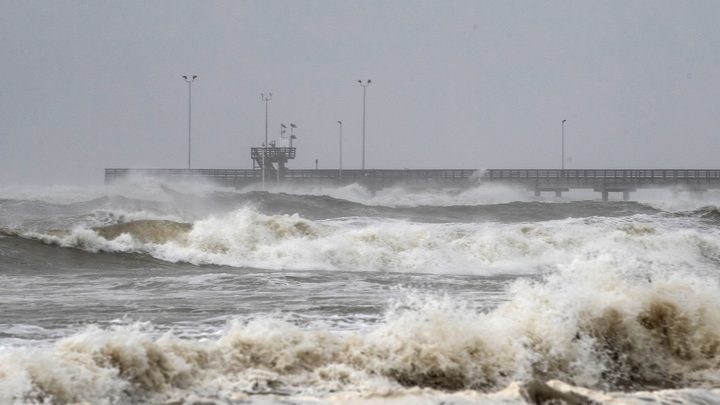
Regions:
[[561, 119, 567, 170], [337, 120, 343, 180], [261, 92, 272, 188], [358, 79, 371, 171], [182, 75, 197, 169]]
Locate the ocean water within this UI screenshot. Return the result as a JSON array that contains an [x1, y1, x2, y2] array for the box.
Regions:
[[2, 179, 720, 404]]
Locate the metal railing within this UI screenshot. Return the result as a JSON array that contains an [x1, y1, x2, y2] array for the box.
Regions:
[[250, 147, 296, 160], [105, 168, 720, 189], [484, 169, 720, 179], [105, 168, 258, 179], [105, 168, 478, 183]]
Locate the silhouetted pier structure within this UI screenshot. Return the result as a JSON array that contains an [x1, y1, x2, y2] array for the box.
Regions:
[[105, 168, 720, 200], [251, 146, 296, 179], [484, 169, 720, 200]]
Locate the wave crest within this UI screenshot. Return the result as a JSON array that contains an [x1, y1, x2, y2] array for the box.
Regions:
[[3, 270, 720, 403], [93, 220, 192, 244], [5, 207, 720, 275]]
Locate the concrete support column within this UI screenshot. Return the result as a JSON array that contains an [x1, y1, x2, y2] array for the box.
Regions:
[[622, 191, 630, 201], [601, 191, 609, 201]]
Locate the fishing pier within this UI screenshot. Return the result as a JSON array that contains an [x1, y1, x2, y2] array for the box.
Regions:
[[105, 144, 720, 200], [105, 167, 720, 201]]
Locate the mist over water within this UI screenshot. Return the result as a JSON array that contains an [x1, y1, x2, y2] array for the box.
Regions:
[[2, 179, 720, 404]]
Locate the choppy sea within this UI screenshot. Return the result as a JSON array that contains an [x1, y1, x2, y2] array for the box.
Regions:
[[2, 178, 720, 404]]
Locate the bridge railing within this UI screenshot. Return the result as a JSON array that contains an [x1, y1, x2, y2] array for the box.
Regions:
[[484, 169, 720, 179], [105, 168, 720, 188], [105, 168, 480, 184], [285, 169, 477, 181], [105, 168, 258, 179], [250, 147, 296, 160]]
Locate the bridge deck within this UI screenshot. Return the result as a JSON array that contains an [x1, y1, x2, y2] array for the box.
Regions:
[[485, 169, 720, 190], [105, 168, 720, 195]]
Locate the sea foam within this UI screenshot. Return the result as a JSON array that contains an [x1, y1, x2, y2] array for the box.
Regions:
[[2, 264, 720, 404], [7, 206, 720, 275]]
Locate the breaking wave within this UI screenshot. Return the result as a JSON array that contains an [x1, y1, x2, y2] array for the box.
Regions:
[[0, 178, 531, 208], [4, 183, 720, 404], [240, 181, 534, 207], [5, 206, 720, 274], [2, 264, 720, 404], [691, 206, 720, 221], [3, 177, 720, 215]]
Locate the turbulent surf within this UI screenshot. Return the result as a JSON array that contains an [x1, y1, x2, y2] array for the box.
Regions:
[[1, 180, 720, 404]]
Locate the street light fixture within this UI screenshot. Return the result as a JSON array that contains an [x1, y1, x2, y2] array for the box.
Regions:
[[182, 75, 197, 169], [261, 92, 272, 188], [358, 79, 371, 171]]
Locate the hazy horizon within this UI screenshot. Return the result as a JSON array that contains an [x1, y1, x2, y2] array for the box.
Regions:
[[2, 0, 719, 185]]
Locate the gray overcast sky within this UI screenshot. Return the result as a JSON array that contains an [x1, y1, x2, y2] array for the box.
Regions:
[[1, 0, 719, 184]]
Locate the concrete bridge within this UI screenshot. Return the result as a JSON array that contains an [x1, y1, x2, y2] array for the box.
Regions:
[[105, 168, 720, 200]]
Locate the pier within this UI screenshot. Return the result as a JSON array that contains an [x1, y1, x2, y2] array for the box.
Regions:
[[482, 169, 720, 200], [104, 141, 720, 200], [105, 168, 720, 200]]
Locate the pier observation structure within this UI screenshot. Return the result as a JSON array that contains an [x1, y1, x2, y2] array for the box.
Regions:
[[251, 143, 296, 181]]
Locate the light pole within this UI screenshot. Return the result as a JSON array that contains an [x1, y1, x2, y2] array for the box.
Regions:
[[358, 79, 371, 171], [182, 75, 197, 169], [261, 92, 272, 188], [561, 119, 567, 170], [337, 120, 343, 180]]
